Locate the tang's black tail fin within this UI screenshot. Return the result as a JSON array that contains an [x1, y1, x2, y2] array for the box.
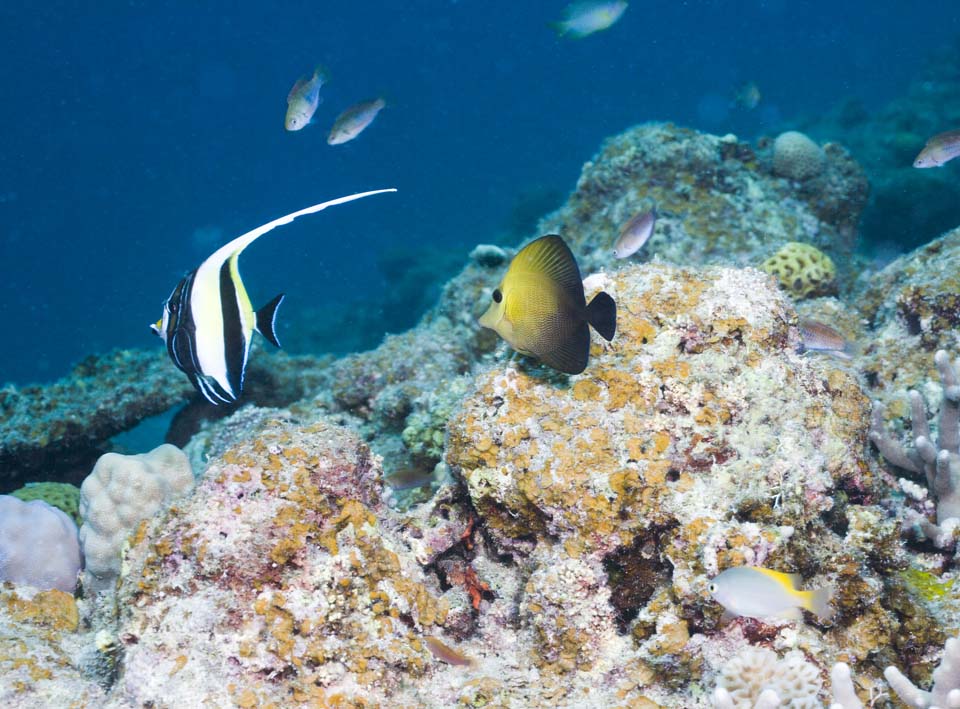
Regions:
[[586, 291, 616, 342], [256, 293, 285, 348]]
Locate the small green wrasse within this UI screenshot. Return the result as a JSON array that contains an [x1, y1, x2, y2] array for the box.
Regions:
[[914, 129, 960, 168], [479, 235, 616, 375], [285, 66, 328, 131], [551, 1, 628, 38], [328, 98, 386, 145], [151, 189, 396, 405], [709, 566, 833, 622]]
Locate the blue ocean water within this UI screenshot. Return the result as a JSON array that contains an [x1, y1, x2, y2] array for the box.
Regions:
[[0, 1, 957, 384]]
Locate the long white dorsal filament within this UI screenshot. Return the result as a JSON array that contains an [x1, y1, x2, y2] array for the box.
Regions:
[[204, 188, 397, 265]]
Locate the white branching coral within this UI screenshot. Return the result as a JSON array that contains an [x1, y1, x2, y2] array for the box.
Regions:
[[829, 662, 864, 709], [871, 350, 960, 550], [712, 646, 821, 708], [885, 635, 960, 709]]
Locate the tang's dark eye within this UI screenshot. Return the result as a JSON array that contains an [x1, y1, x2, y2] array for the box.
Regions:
[[492, 289, 502, 303]]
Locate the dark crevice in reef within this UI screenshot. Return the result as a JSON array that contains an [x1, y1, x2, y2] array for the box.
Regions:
[[603, 526, 675, 633]]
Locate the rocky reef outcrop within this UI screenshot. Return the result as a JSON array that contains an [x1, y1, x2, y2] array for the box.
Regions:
[[6, 117, 960, 707], [538, 123, 868, 284]]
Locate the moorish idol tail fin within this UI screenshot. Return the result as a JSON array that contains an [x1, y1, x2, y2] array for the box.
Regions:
[[203, 188, 398, 268], [257, 293, 284, 348], [586, 291, 617, 342]]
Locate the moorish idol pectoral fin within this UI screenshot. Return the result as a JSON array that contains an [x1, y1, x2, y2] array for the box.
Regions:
[[586, 291, 617, 342], [202, 188, 398, 269], [539, 322, 591, 375], [256, 293, 285, 348]]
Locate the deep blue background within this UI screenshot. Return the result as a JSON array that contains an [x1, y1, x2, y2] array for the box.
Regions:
[[1, 1, 958, 384]]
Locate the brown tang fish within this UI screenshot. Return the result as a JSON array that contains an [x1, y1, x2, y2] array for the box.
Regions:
[[151, 189, 396, 405], [479, 235, 616, 374]]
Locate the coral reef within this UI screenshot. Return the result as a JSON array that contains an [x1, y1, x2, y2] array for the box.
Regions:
[[445, 260, 919, 704], [79, 444, 194, 593], [537, 122, 867, 279], [0, 586, 106, 707], [0, 496, 81, 593], [885, 634, 960, 708], [857, 225, 960, 399], [713, 646, 821, 708], [760, 241, 837, 299], [772, 131, 826, 182], [2, 118, 957, 707], [0, 349, 193, 490], [106, 416, 467, 706], [871, 350, 960, 552]]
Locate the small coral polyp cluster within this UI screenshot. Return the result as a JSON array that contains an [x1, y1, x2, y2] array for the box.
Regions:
[[5, 120, 960, 707]]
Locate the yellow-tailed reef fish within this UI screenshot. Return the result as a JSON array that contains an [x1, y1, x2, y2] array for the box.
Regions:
[[151, 189, 396, 404], [285, 66, 328, 131], [479, 235, 616, 375], [709, 566, 833, 623]]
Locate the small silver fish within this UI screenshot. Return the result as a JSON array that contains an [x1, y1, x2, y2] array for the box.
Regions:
[[732, 81, 762, 111], [613, 207, 656, 259], [551, 1, 628, 38], [709, 566, 832, 623], [328, 98, 386, 145], [285, 67, 328, 131], [798, 319, 852, 360], [914, 129, 960, 168]]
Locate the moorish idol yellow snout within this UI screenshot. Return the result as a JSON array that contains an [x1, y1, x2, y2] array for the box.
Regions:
[[152, 188, 396, 405]]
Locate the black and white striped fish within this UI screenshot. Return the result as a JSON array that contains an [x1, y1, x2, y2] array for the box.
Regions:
[[151, 189, 396, 405]]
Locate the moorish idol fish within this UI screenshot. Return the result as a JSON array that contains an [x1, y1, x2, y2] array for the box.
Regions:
[[479, 234, 616, 375], [151, 188, 396, 404]]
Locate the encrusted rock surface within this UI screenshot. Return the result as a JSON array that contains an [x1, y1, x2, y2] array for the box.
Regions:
[[108, 416, 465, 707], [856, 225, 960, 423], [538, 123, 868, 283]]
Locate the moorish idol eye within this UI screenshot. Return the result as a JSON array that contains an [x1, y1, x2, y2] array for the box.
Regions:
[[492, 289, 502, 303]]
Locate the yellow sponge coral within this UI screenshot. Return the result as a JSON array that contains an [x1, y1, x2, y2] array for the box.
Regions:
[[759, 242, 836, 299]]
